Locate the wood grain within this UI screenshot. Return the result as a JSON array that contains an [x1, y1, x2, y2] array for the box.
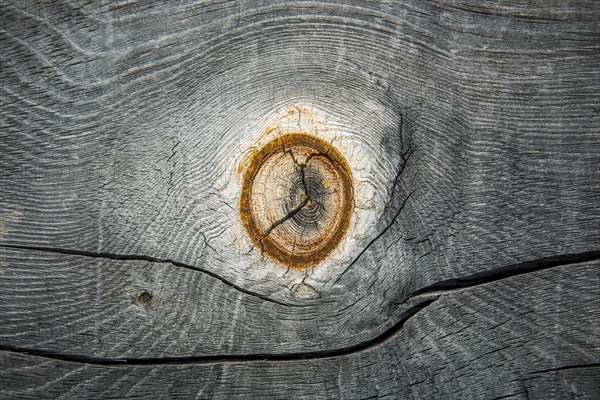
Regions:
[[1, 0, 599, 397], [1, 261, 598, 398]]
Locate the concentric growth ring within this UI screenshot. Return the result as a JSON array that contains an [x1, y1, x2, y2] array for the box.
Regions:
[[240, 133, 354, 269]]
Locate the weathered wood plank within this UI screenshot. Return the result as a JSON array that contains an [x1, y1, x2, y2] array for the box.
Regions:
[[1, 0, 599, 397], [1, 245, 598, 360], [2, 0, 598, 300], [1, 260, 598, 399], [1, 245, 429, 357]]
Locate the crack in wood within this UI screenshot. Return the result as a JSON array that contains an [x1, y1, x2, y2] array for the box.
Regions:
[[332, 112, 410, 285], [528, 362, 600, 375], [259, 149, 314, 247], [0, 298, 437, 367], [0, 250, 597, 367], [0, 244, 295, 307], [261, 187, 309, 238], [412, 250, 600, 296], [333, 190, 415, 286]]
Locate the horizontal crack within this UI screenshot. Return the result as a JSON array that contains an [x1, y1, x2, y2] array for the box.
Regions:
[[0, 244, 294, 307], [412, 250, 600, 296], [0, 298, 437, 367], [529, 362, 600, 375], [1, 250, 596, 368]]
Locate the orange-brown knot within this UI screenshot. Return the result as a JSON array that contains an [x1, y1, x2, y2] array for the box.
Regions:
[[240, 133, 353, 269]]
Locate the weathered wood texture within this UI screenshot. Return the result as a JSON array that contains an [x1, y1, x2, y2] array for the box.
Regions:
[[1, 261, 598, 399], [1, 0, 599, 398]]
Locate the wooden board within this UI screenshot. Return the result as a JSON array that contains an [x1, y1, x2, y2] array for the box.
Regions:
[[1, 0, 599, 397], [1, 261, 598, 398]]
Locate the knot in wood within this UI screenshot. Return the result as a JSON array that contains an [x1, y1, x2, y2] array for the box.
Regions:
[[137, 291, 152, 305], [240, 133, 354, 269]]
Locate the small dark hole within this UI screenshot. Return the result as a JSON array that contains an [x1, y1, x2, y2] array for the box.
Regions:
[[138, 291, 152, 305]]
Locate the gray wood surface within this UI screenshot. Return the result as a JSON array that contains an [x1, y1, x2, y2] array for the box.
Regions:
[[1, 0, 599, 398], [1, 261, 598, 399]]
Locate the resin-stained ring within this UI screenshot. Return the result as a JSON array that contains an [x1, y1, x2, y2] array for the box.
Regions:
[[240, 133, 354, 269]]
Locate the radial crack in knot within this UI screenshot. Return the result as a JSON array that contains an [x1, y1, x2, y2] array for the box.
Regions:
[[240, 132, 354, 269]]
